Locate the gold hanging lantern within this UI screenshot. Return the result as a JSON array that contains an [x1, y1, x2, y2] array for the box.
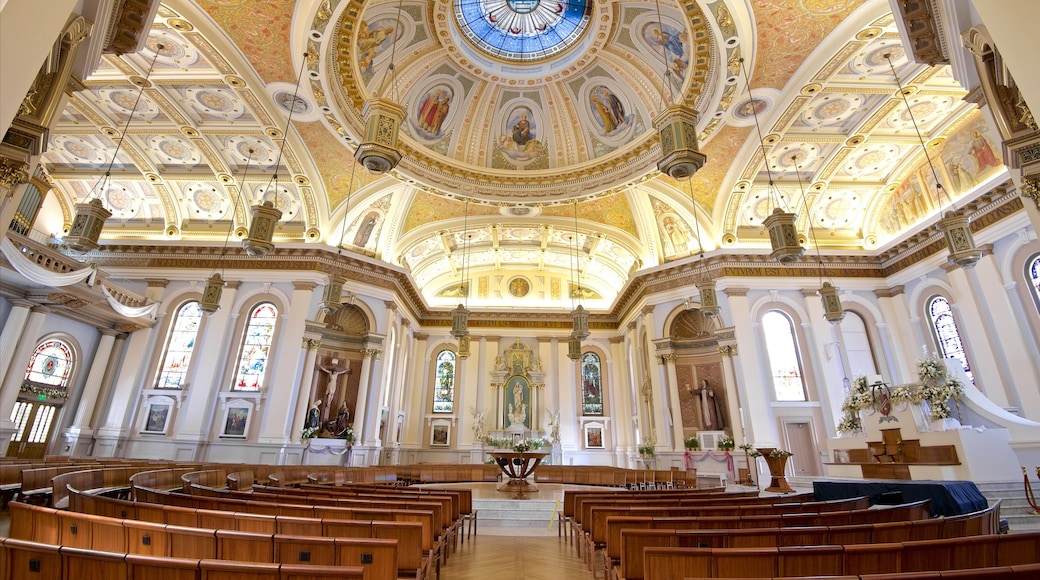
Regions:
[[938, 210, 983, 268], [451, 303, 470, 338], [200, 272, 225, 314], [819, 281, 846, 324], [457, 334, 471, 359], [355, 97, 405, 174], [654, 103, 707, 180], [763, 207, 805, 263], [65, 198, 112, 253], [571, 304, 590, 340], [696, 277, 721, 317], [241, 200, 282, 257], [567, 334, 582, 361], [321, 273, 346, 314]]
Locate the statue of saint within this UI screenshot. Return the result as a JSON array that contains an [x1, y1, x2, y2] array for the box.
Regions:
[[306, 400, 322, 430], [699, 379, 724, 430], [334, 402, 351, 437]]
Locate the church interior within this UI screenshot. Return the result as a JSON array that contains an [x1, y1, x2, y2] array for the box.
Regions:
[[2, 0, 1040, 576]]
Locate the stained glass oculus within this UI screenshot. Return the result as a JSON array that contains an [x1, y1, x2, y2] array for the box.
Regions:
[[453, 0, 592, 62]]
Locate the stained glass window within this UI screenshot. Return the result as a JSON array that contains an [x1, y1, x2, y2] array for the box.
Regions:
[[24, 340, 73, 388], [453, 0, 592, 61], [433, 350, 456, 413], [762, 310, 806, 401], [928, 296, 974, 384], [1029, 254, 1040, 314], [231, 302, 278, 392], [581, 351, 603, 415], [155, 301, 203, 389]]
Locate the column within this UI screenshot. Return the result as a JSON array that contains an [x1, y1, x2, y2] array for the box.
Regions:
[[259, 282, 317, 444], [971, 250, 1040, 415], [0, 299, 33, 383], [661, 353, 685, 451], [352, 347, 382, 445], [290, 338, 321, 443], [714, 338, 746, 446], [402, 333, 429, 448], [386, 320, 411, 450], [609, 335, 632, 465], [63, 329, 119, 451], [1006, 279, 1040, 418], [944, 263, 1011, 406], [875, 286, 916, 384], [92, 324, 160, 456], [640, 306, 670, 450], [169, 282, 241, 443], [623, 321, 640, 464], [723, 288, 779, 447], [0, 305, 49, 453]]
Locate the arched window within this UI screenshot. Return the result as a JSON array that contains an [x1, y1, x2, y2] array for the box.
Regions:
[[433, 350, 456, 413], [581, 352, 603, 415], [24, 339, 74, 389], [927, 296, 974, 384], [840, 311, 879, 378], [762, 310, 806, 401], [155, 301, 203, 389], [231, 302, 278, 391], [1028, 254, 1040, 314]]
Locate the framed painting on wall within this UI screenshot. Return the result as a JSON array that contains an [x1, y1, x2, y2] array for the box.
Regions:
[[431, 423, 450, 447], [222, 406, 250, 438], [585, 424, 604, 449], [142, 400, 172, 434]]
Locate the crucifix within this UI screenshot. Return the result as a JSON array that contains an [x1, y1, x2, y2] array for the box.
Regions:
[[317, 358, 350, 425]]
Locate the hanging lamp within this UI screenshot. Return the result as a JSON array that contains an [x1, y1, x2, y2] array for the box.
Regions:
[[739, 58, 805, 263], [65, 45, 163, 253], [451, 200, 471, 339], [356, 0, 406, 174], [886, 54, 982, 268], [567, 201, 586, 359], [321, 124, 363, 315], [201, 148, 256, 314], [685, 176, 720, 316], [791, 153, 845, 323]]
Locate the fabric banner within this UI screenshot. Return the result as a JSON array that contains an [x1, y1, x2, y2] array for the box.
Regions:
[[684, 450, 736, 481], [1, 236, 96, 287], [102, 284, 158, 319]]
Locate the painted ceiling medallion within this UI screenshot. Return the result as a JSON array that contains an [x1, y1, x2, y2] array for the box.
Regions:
[[453, 0, 592, 62]]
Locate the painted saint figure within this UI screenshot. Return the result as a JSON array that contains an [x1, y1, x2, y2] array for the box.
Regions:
[[512, 113, 531, 147], [969, 130, 1000, 171]]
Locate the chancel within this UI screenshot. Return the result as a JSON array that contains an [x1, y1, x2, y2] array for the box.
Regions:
[[2, 0, 1040, 578]]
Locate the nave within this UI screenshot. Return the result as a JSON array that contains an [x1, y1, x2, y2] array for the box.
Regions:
[[440, 528, 596, 580]]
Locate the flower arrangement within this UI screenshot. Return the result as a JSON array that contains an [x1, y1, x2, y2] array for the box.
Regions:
[[717, 435, 735, 451], [637, 443, 655, 457], [513, 440, 531, 452], [684, 436, 701, 451], [19, 384, 69, 400], [482, 435, 512, 449], [769, 448, 793, 459], [739, 443, 761, 457], [301, 426, 319, 440], [341, 426, 356, 444], [835, 355, 965, 432]]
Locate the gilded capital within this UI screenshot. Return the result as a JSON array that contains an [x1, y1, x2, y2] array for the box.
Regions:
[[361, 348, 381, 359], [0, 158, 30, 190], [302, 338, 322, 350], [660, 353, 677, 364], [1023, 178, 1040, 210], [717, 344, 738, 357]]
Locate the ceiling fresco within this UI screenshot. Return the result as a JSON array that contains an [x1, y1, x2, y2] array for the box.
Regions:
[[36, 0, 1009, 311]]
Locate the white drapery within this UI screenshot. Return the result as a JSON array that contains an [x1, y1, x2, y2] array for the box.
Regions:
[[101, 285, 158, 319], [1, 236, 97, 287]]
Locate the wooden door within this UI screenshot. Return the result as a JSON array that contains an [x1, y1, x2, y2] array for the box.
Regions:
[[6, 400, 60, 458], [782, 420, 821, 477]]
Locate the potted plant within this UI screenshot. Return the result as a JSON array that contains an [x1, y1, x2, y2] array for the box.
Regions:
[[637, 443, 655, 457], [717, 435, 735, 451], [684, 436, 701, 451]]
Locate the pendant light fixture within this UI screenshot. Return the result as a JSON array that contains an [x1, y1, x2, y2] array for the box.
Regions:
[[65, 45, 163, 253], [242, 54, 308, 257], [201, 148, 255, 314], [686, 178, 720, 316], [885, 54, 982, 268], [451, 200, 470, 341], [791, 153, 845, 323], [740, 58, 805, 263], [567, 201, 584, 361], [650, 0, 705, 181], [321, 140, 361, 315], [355, 0, 406, 174]]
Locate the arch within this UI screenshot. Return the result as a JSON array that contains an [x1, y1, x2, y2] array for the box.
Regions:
[[1027, 252, 1040, 316], [926, 294, 975, 384], [23, 337, 76, 390], [230, 301, 280, 391], [839, 310, 879, 379]]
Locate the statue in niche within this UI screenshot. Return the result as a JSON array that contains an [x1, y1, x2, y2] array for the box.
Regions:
[[508, 380, 527, 426], [698, 379, 724, 430]]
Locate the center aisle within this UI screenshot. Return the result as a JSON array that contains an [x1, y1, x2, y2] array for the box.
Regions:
[[439, 527, 596, 580]]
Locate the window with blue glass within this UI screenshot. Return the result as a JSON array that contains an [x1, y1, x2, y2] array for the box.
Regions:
[[928, 296, 974, 384], [24, 340, 74, 389], [1029, 254, 1040, 315], [433, 350, 456, 413], [581, 352, 603, 415], [762, 310, 807, 401], [155, 301, 203, 389], [231, 302, 278, 392], [453, 0, 592, 61]]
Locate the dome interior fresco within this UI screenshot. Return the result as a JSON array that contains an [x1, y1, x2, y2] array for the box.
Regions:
[[37, 0, 1011, 312]]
